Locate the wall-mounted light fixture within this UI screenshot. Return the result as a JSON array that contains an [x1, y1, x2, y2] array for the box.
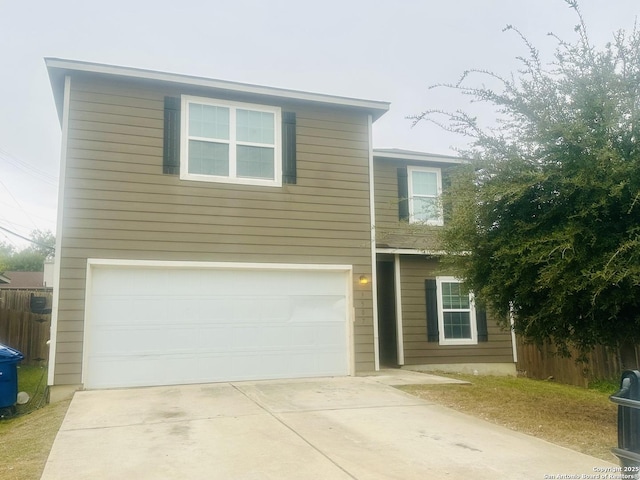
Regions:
[[359, 275, 369, 285]]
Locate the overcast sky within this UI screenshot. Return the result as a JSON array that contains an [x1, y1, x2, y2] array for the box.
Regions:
[[0, 0, 638, 250]]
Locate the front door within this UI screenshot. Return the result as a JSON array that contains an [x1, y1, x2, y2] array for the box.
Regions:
[[376, 260, 398, 367]]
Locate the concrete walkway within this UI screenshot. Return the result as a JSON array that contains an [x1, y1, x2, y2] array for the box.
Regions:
[[41, 370, 618, 479]]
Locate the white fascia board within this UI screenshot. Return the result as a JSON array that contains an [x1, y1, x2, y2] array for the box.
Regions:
[[48, 74, 71, 386], [376, 248, 471, 256], [373, 149, 466, 165], [376, 248, 447, 256], [45, 58, 389, 120]]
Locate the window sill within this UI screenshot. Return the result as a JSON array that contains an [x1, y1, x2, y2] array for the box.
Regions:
[[180, 172, 282, 188], [439, 339, 479, 346]]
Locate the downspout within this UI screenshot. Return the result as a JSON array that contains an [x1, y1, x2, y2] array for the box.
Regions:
[[48, 74, 71, 386], [367, 114, 380, 371]]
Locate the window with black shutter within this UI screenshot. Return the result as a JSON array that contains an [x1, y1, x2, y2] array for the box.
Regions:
[[162, 96, 296, 187], [425, 277, 488, 345]]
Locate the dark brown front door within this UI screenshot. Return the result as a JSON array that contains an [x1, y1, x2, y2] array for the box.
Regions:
[[376, 260, 398, 367]]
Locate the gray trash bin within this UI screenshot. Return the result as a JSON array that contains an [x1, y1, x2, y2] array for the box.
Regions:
[[610, 370, 640, 468]]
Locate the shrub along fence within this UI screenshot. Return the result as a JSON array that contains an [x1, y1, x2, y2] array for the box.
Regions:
[[516, 336, 639, 387], [0, 289, 51, 364]]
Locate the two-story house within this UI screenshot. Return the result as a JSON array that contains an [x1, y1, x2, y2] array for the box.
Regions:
[[45, 59, 515, 400]]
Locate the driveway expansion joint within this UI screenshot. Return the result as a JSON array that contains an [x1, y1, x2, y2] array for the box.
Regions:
[[230, 383, 359, 480]]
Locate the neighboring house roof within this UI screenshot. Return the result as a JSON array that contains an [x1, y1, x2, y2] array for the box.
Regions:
[[0, 271, 45, 289], [373, 148, 466, 164], [45, 58, 390, 123], [0, 273, 9, 284]]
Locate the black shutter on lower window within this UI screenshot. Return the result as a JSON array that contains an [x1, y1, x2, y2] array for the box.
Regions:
[[425, 279, 439, 342], [163, 96, 181, 175], [397, 167, 409, 221], [476, 308, 488, 342], [282, 112, 297, 184]]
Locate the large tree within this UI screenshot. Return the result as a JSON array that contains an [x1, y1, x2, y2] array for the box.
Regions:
[[414, 1, 640, 363], [0, 230, 55, 272]]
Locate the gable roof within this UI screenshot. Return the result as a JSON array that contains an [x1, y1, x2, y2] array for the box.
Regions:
[[0, 271, 44, 289], [0, 273, 9, 284], [45, 58, 390, 123], [373, 148, 466, 164]]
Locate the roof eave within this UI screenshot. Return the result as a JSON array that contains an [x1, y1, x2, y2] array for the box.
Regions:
[[45, 58, 390, 121], [373, 148, 467, 165]]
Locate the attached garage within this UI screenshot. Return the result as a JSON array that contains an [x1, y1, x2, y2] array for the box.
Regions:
[[83, 260, 354, 389]]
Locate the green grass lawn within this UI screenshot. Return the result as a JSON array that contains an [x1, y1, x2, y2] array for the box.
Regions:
[[399, 373, 619, 462], [0, 365, 70, 480], [15, 365, 49, 415]]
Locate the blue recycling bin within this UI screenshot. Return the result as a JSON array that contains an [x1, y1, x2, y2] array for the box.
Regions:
[[0, 344, 24, 412]]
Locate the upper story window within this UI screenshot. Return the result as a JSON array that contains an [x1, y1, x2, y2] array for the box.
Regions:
[[407, 166, 442, 225], [436, 276, 477, 345], [180, 95, 282, 187]]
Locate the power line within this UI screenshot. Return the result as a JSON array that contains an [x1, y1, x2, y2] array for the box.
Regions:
[[0, 225, 54, 251], [0, 147, 57, 187], [0, 229, 20, 250], [0, 217, 33, 233], [0, 177, 39, 230]]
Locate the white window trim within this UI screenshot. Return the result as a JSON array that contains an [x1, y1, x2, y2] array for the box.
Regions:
[[180, 95, 282, 187], [436, 276, 477, 345], [407, 166, 443, 226]]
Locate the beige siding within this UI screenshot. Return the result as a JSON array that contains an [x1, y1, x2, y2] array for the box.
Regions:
[[396, 256, 513, 365], [54, 74, 376, 384], [373, 158, 446, 250]]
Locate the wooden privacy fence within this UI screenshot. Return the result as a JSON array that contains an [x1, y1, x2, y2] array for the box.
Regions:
[[0, 289, 51, 364], [516, 336, 640, 387]]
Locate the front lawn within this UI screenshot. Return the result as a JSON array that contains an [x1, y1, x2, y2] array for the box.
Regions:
[[0, 365, 70, 479], [399, 373, 618, 462]]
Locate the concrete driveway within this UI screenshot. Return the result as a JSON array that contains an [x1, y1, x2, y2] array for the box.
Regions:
[[41, 371, 617, 479]]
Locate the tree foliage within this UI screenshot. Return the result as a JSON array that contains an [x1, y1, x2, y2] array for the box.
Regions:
[[0, 230, 55, 272], [414, 1, 640, 354]]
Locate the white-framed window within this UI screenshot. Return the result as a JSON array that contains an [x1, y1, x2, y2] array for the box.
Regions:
[[436, 276, 477, 345], [180, 95, 282, 187], [407, 166, 442, 225]]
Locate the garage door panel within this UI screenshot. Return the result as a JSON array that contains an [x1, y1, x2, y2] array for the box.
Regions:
[[92, 269, 167, 296], [92, 297, 172, 326], [290, 296, 346, 323], [89, 354, 235, 389], [85, 265, 352, 388], [91, 322, 346, 357], [93, 297, 346, 329], [151, 269, 347, 297], [89, 348, 350, 389]]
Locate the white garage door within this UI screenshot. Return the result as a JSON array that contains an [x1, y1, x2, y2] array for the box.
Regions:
[[84, 262, 352, 389]]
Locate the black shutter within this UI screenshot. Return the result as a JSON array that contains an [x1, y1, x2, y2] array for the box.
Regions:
[[397, 167, 409, 221], [441, 169, 452, 224], [425, 279, 439, 342], [476, 307, 488, 342], [163, 96, 181, 175], [282, 112, 297, 184]]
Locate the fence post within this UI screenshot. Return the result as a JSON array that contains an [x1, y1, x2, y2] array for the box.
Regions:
[[610, 370, 640, 468]]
